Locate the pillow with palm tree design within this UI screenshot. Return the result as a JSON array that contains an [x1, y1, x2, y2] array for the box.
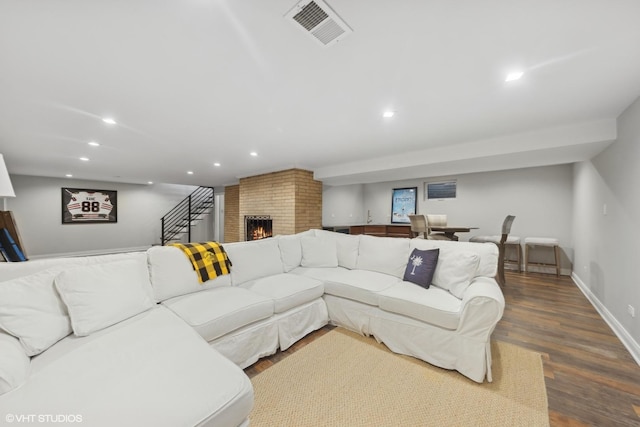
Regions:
[[402, 248, 439, 289]]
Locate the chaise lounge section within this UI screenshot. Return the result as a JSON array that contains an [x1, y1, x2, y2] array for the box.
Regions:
[[0, 229, 504, 426]]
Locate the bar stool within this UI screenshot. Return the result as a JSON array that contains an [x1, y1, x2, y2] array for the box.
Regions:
[[469, 235, 522, 272], [524, 237, 561, 276]]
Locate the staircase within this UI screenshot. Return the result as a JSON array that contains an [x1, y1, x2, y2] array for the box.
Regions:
[[161, 186, 214, 245]]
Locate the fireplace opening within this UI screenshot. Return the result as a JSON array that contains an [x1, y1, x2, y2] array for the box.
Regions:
[[245, 215, 273, 241]]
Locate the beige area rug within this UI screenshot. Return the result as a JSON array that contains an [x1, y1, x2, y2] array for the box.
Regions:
[[250, 328, 549, 426]]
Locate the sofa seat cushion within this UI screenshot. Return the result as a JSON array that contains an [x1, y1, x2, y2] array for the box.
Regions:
[[290, 266, 351, 282], [377, 282, 462, 330], [162, 287, 274, 342], [292, 267, 401, 306], [239, 273, 324, 314], [2, 306, 253, 427]]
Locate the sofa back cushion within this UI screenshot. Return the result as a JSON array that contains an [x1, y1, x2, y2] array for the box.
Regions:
[[0, 330, 30, 396], [313, 229, 360, 269], [55, 259, 155, 336], [147, 246, 231, 302], [300, 236, 338, 268], [431, 250, 480, 298], [410, 239, 498, 278], [0, 268, 72, 356], [276, 230, 315, 272], [356, 235, 410, 278], [224, 238, 284, 285], [0, 252, 146, 282]]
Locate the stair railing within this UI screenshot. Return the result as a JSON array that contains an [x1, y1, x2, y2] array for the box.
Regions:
[[161, 186, 214, 245]]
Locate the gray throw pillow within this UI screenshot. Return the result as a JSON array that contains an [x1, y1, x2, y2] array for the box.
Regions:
[[403, 248, 439, 289]]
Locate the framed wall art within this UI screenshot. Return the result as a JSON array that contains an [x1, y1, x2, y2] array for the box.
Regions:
[[62, 188, 117, 224], [390, 187, 417, 224]]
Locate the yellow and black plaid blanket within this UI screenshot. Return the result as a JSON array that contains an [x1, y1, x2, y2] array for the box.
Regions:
[[169, 241, 232, 283]]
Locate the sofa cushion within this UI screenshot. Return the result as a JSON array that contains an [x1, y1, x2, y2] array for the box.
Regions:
[[313, 230, 360, 269], [378, 282, 462, 330], [290, 266, 352, 283], [147, 246, 231, 302], [0, 269, 72, 356], [0, 330, 30, 396], [240, 273, 324, 314], [432, 250, 480, 299], [301, 236, 338, 268], [278, 234, 303, 272], [294, 267, 400, 306], [0, 252, 146, 282], [224, 239, 284, 285], [3, 306, 253, 427], [410, 238, 498, 278], [403, 248, 439, 289], [55, 259, 155, 337], [356, 235, 410, 278], [162, 287, 274, 342]]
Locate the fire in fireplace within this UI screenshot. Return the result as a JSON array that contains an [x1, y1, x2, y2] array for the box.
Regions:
[[245, 215, 273, 241]]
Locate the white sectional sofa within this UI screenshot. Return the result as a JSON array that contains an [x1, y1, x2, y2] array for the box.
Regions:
[[0, 229, 504, 426]]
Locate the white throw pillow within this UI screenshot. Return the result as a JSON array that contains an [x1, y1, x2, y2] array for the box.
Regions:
[[0, 269, 72, 356], [432, 250, 480, 298], [313, 230, 360, 269], [277, 234, 303, 272], [55, 259, 154, 336], [300, 237, 338, 268], [0, 330, 30, 395], [356, 235, 410, 278], [147, 246, 231, 302], [224, 239, 284, 285]]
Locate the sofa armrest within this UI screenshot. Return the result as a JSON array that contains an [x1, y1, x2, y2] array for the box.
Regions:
[[457, 277, 505, 340]]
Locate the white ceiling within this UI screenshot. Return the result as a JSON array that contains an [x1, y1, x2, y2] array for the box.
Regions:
[[1, 0, 639, 187]]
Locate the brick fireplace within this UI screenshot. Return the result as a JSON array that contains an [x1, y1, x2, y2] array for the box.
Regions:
[[245, 215, 273, 241], [224, 169, 322, 242]]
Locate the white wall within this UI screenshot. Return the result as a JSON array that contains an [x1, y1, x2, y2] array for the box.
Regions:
[[572, 96, 640, 361], [322, 184, 365, 226], [5, 175, 202, 258], [324, 164, 574, 272]]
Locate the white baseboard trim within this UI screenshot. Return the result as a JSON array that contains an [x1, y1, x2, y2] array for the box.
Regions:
[[28, 246, 151, 260], [571, 272, 640, 366]]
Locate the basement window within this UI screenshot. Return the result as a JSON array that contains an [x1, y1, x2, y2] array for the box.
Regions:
[[425, 180, 457, 200]]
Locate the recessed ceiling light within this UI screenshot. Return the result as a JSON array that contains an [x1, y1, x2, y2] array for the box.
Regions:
[[383, 111, 395, 118], [79, 157, 90, 161], [250, 152, 258, 157], [88, 141, 100, 147], [213, 162, 221, 167], [65, 174, 73, 178], [187, 171, 194, 175], [102, 117, 117, 125], [505, 71, 524, 82], [147, 181, 153, 185]]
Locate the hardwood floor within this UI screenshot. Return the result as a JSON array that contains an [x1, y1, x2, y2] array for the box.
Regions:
[[245, 271, 640, 426]]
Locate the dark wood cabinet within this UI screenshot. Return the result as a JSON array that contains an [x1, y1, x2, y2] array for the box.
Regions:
[[348, 224, 411, 238]]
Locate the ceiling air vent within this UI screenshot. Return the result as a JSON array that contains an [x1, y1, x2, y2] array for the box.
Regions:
[[285, 0, 352, 47]]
